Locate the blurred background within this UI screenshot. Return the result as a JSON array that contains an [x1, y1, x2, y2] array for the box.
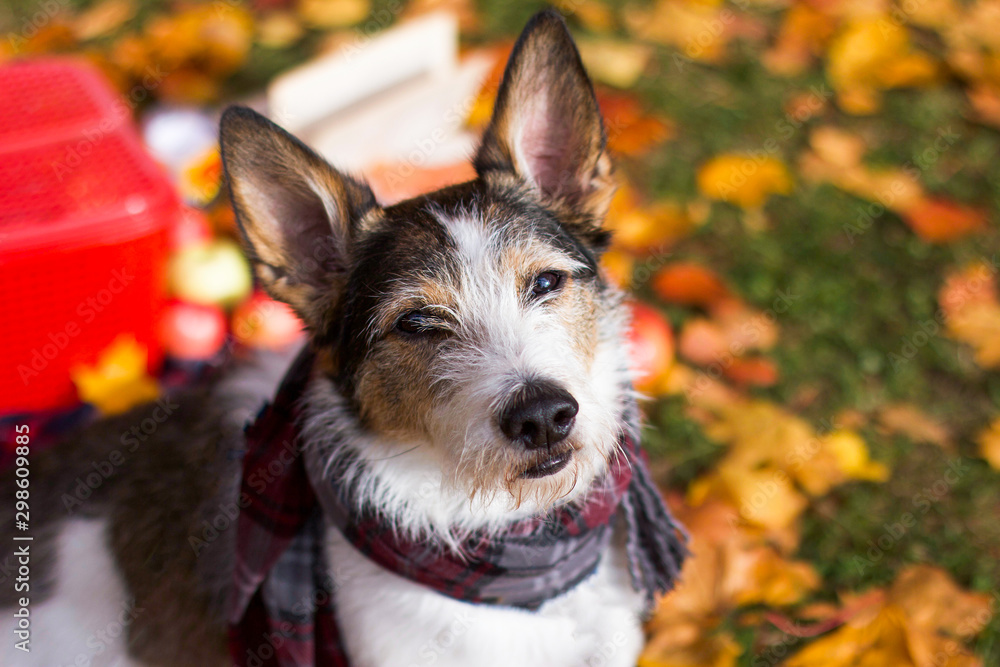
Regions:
[[1, 0, 999, 664]]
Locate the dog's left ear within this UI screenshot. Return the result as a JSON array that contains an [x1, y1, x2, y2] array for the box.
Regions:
[[475, 9, 614, 241]]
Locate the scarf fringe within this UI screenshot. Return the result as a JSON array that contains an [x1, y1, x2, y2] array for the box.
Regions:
[[622, 451, 689, 613]]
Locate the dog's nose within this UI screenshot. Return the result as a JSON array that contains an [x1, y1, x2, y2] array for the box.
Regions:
[[499, 382, 579, 450]]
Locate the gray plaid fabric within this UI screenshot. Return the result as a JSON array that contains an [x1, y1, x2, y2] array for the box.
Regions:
[[303, 405, 687, 612]]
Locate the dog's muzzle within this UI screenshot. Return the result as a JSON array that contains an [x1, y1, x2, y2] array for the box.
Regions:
[[499, 380, 579, 477]]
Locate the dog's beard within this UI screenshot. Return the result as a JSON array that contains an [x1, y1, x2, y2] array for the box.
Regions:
[[427, 379, 623, 514], [420, 314, 629, 515]]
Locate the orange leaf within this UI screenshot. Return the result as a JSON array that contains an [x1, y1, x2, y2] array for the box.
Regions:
[[890, 565, 994, 641], [762, 3, 836, 76], [901, 198, 987, 243], [878, 403, 953, 449], [723, 356, 778, 387], [938, 263, 999, 320], [599, 92, 674, 156], [609, 116, 674, 156], [710, 298, 779, 352], [938, 264, 1000, 369], [652, 263, 730, 307], [678, 319, 729, 366]]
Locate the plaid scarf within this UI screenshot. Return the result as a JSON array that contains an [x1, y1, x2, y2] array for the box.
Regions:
[[229, 347, 687, 667]]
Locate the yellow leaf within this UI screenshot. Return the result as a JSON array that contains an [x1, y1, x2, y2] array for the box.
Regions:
[[624, 1, 731, 64], [577, 38, 653, 88], [71, 335, 160, 416], [878, 403, 953, 449], [827, 17, 940, 113], [144, 5, 254, 77], [976, 418, 1000, 470], [949, 301, 1000, 368], [825, 429, 890, 483], [828, 18, 909, 86], [881, 52, 939, 88], [792, 429, 885, 497], [809, 126, 867, 169], [692, 400, 886, 508], [298, 0, 370, 28], [939, 264, 1000, 369], [785, 566, 989, 667], [197, 5, 255, 75], [607, 200, 696, 255], [257, 12, 305, 49], [697, 154, 793, 209], [735, 549, 820, 606], [600, 248, 634, 288], [785, 605, 915, 667], [939, 263, 999, 320], [904, 0, 961, 29], [466, 90, 495, 129], [74, 0, 136, 40], [717, 464, 807, 530], [553, 0, 616, 32]]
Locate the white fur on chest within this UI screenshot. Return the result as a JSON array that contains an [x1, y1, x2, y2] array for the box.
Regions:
[[0, 519, 146, 667], [324, 521, 645, 667]]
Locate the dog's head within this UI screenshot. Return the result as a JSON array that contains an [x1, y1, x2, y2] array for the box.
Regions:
[[221, 10, 631, 518]]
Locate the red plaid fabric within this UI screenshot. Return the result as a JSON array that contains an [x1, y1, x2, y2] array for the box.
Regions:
[[229, 347, 687, 667], [228, 348, 346, 667]]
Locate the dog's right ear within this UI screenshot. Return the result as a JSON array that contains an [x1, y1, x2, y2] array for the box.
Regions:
[[219, 106, 378, 331], [475, 10, 614, 244]]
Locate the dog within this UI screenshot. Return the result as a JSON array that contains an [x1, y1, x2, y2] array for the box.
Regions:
[[1, 10, 683, 667]]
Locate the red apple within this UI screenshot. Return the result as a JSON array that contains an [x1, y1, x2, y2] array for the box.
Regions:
[[628, 301, 675, 395], [158, 301, 228, 360], [232, 291, 304, 349], [169, 207, 213, 251], [167, 206, 212, 252]]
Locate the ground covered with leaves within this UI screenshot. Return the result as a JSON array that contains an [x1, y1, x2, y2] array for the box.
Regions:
[[4, 0, 1000, 664]]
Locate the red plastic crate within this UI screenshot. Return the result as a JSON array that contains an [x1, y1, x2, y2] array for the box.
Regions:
[[0, 59, 177, 414], [0, 59, 126, 152]]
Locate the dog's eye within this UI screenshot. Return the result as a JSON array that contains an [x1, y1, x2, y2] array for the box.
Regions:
[[396, 310, 435, 335], [531, 271, 565, 298]]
